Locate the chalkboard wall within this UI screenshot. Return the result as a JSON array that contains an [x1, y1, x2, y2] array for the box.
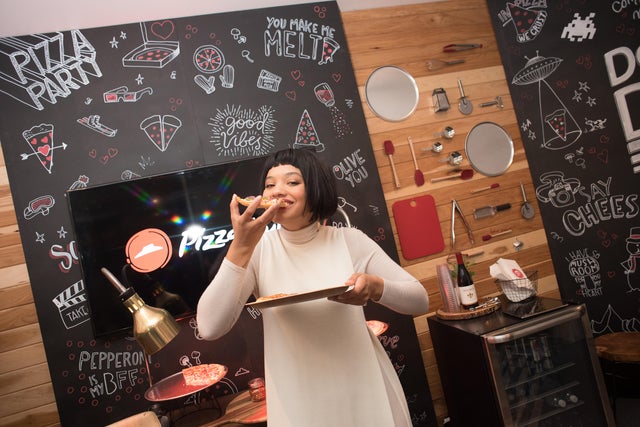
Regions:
[[0, 2, 435, 425], [485, 1, 640, 333]]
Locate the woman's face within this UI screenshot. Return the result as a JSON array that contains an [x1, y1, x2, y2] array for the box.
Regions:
[[263, 164, 313, 230]]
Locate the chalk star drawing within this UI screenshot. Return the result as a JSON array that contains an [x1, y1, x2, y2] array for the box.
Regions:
[[109, 37, 119, 48], [35, 232, 45, 244], [135, 74, 145, 85], [578, 81, 590, 92], [57, 226, 67, 239], [120, 31, 127, 40], [586, 97, 597, 107], [572, 90, 582, 102]]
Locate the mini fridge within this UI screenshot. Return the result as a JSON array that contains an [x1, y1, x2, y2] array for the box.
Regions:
[[428, 297, 615, 426]]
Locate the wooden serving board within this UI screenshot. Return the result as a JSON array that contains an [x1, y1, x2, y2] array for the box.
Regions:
[[392, 195, 445, 260], [436, 302, 500, 320], [202, 391, 266, 427]]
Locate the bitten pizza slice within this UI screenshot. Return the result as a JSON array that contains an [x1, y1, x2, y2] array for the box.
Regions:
[[234, 195, 287, 209]]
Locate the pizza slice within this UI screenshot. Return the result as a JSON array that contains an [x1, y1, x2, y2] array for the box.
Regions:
[[234, 195, 286, 209]]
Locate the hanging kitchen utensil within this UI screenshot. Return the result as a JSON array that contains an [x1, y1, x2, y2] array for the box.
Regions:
[[407, 137, 425, 186], [473, 203, 511, 219], [443, 43, 482, 52], [513, 237, 524, 251], [422, 142, 444, 154], [471, 183, 500, 194], [365, 66, 419, 121], [440, 151, 464, 166], [432, 88, 450, 112], [384, 139, 401, 188], [427, 58, 465, 71], [435, 126, 455, 139], [392, 195, 445, 259], [465, 122, 514, 176], [431, 168, 474, 183], [481, 229, 513, 241], [451, 199, 475, 248], [457, 79, 473, 115], [520, 182, 536, 219]]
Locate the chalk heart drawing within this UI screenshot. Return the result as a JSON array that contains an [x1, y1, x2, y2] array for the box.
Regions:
[[597, 149, 608, 163], [291, 70, 302, 80], [285, 91, 296, 101], [332, 73, 341, 83], [38, 145, 50, 156], [88, 149, 97, 158], [151, 20, 175, 40]]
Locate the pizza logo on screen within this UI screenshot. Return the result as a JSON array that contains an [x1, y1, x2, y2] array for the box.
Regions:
[[126, 228, 173, 273]]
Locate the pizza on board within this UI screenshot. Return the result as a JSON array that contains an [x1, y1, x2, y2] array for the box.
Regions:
[[255, 292, 297, 303], [182, 363, 227, 386]]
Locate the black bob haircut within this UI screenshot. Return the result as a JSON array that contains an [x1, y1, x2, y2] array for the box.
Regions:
[[260, 148, 338, 223]]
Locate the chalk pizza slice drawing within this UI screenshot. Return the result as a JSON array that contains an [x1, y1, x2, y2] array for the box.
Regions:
[[507, 3, 547, 42], [140, 114, 182, 152], [22, 123, 55, 173], [293, 109, 324, 151], [193, 45, 225, 74], [545, 109, 567, 141]]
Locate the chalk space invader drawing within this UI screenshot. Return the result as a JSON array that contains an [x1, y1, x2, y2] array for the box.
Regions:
[[561, 13, 596, 42]]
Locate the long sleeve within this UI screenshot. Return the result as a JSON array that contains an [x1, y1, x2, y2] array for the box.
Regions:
[[196, 257, 257, 340], [343, 227, 429, 315]]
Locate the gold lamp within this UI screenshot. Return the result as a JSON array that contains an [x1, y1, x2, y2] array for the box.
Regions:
[[101, 267, 180, 355]]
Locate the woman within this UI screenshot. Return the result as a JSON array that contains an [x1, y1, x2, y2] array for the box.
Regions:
[[197, 148, 428, 426]]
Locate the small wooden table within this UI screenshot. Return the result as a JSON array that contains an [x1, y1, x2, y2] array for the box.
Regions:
[[594, 332, 640, 418]]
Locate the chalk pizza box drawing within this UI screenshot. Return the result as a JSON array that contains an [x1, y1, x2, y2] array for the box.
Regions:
[[123, 22, 180, 68], [140, 114, 182, 152]]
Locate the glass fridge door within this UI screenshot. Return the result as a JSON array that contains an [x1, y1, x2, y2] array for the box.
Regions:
[[483, 305, 614, 427]]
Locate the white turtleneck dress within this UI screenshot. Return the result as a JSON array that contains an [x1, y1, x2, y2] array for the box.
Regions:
[[197, 223, 429, 426]]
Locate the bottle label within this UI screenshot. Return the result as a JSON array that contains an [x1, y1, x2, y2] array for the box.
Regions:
[[458, 284, 478, 306]]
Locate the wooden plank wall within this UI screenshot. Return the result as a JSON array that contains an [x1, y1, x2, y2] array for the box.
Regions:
[[0, 0, 560, 425], [342, 0, 560, 424]]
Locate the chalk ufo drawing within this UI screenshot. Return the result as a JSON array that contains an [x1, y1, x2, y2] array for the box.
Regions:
[[513, 52, 582, 150]]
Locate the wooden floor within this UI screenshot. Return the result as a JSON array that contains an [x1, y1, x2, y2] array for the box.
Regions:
[[0, 0, 559, 425]]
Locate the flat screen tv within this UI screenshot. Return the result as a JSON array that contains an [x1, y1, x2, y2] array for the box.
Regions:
[[67, 156, 271, 338]]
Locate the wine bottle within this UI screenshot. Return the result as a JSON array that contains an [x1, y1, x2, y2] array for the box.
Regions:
[[455, 252, 478, 309]]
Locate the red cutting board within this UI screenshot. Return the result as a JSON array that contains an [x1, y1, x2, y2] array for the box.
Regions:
[[392, 194, 445, 260]]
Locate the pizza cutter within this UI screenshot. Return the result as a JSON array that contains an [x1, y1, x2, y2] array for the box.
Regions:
[[520, 182, 535, 219], [457, 79, 473, 115]]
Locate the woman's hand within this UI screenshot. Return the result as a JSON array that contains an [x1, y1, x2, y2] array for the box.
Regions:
[[329, 273, 384, 306], [225, 194, 280, 267]]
